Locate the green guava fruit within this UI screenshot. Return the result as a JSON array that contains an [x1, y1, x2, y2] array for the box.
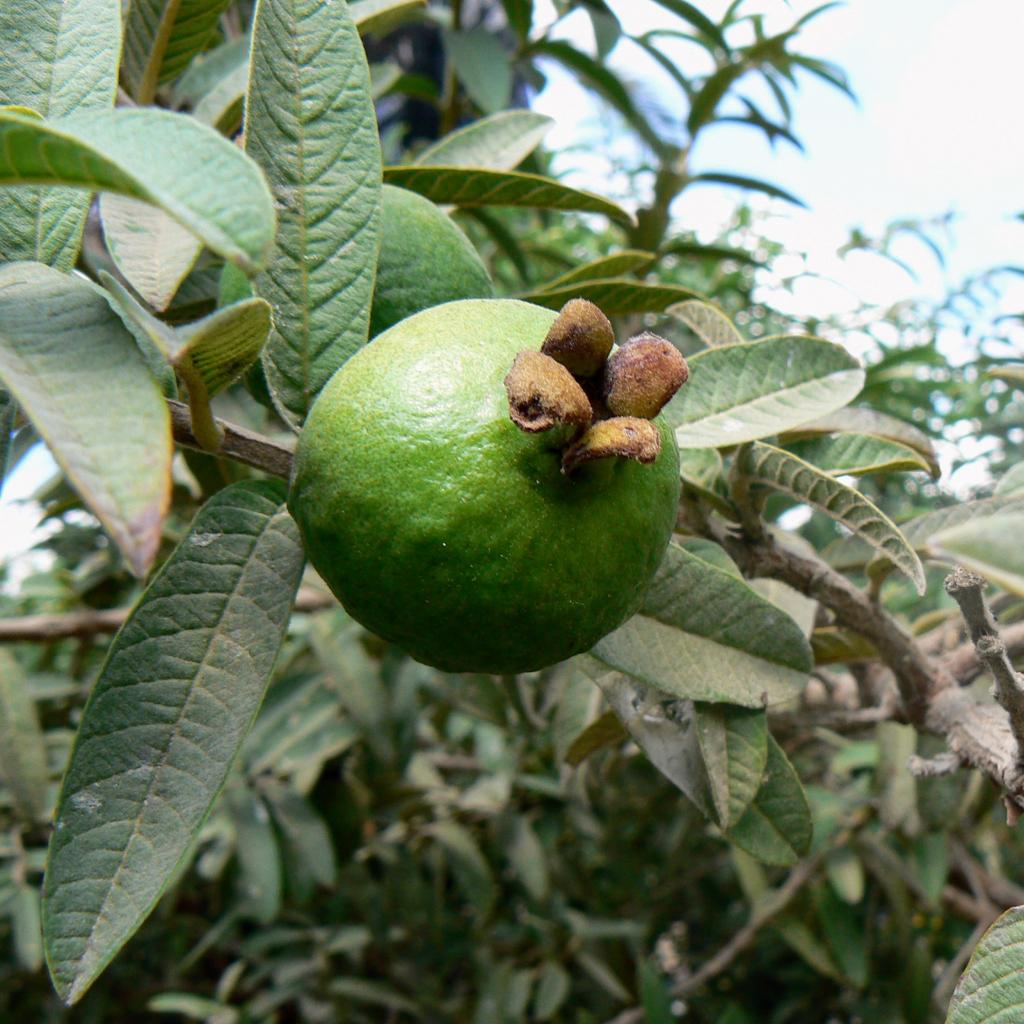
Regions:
[[288, 298, 681, 674], [369, 185, 493, 338]]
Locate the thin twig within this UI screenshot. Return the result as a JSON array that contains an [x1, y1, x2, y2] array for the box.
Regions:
[[945, 566, 1024, 770], [0, 588, 334, 642], [168, 399, 294, 480], [723, 532, 943, 724], [671, 849, 827, 998]]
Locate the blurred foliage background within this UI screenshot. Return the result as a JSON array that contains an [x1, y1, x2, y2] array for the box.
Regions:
[[3, 1, 1024, 1022]]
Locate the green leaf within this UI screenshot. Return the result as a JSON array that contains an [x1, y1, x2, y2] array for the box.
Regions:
[[669, 299, 744, 347], [172, 36, 251, 108], [651, 0, 727, 49], [42, 481, 305, 1004], [383, 165, 634, 225], [585, 664, 712, 816], [12, 883, 44, 972], [687, 64, 748, 135], [662, 238, 762, 265], [100, 195, 203, 312], [810, 627, 876, 666], [739, 443, 926, 594], [542, 250, 656, 288], [694, 703, 768, 829], [946, 905, 1024, 1023], [505, 817, 548, 901], [667, 336, 864, 449], [690, 171, 805, 207], [995, 463, 1024, 496], [727, 735, 812, 866], [933, 513, 1024, 597], [415, 111, 553, 170], [779, 406, 938, 476], [175, 298, 273, 398], [429, 821, 496, 917], [591, 543, 812, 707], [532, 961, 571, 1021], [122, 0, 233, 104], [784, 433, 933, 477], [444, 27, 512, 113], [193, 61, 247, 134], [226, 785, 282, 923], [0, 650, 50, 824], [263, 784, 337, 891], [0, 108, 276, 273], [522, 278, 701, 314], [531, 40, 660, 152], [901, 495, 1024, 556], [246, 0, 382, 426], [351, 0, 427, 34], [565, 709, 628, 766], [0, 262, 171, 576], [0, 0, 120, 270]]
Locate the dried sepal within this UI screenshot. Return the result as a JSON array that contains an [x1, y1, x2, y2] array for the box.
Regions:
[[504, 350, 593, 434], [540, 298, 615, 378], [603, 332, 689, 419], [562, 416, 661, 475]]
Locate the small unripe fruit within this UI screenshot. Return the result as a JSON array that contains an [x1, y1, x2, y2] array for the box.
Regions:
[[504, 350, 593, 434], [541, 298, 615, 378], [603, 332, 689, 419]]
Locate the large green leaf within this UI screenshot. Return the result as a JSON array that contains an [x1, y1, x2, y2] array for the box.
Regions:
[[122, 0, 233, 104], [727, 735, 812, 867], [523, 278, 701, 314], [383, 166, 633, 225], [690, 171, 805, 207], [0, 0, 120, 270], [0, 108, 275, 273], [542, 251, 656, 288], [739, 443, 926, 594], [246, 0, 382, 426], [589, 666, 713, 818], [669, 299, 744, 347], [351, 0, 426, 33], [42, 481, 305, 1005], [99, 194, 202, 312], [415, 111, 553, 170], [933, 513, 1024, 597], [779, 406, 939, 476], [666, 336, 864, 448], [444, 27, 512, 113], [591, 543, 812, 707], [946, 905, 1024, 1023], [531, 39, 660, 152], [784, 433, 933, 477], [171, 35, 250, 107], [0, 650, 49, 825], [694, 703, 768, 829], [995, 463, 1024, 496], [0, 262, 171, 577]]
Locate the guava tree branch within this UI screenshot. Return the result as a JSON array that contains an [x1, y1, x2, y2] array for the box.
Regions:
[[945, 566, 1024, 769], [720, 531, 1024, 809], [724, 534, 942, 725], [168, 399, 294, 480], [0, 588, 334, 642]]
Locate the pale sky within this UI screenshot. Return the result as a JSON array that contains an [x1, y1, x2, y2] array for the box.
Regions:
[[3, 0, 1023, 575]]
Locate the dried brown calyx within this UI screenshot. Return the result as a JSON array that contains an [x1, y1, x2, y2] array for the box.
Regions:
[[503, 350, 592, 434], [540, 298, 615, 378], [562, 417, 661, 475], [505, 297, 689, 475], [603, 332, 689, 419]]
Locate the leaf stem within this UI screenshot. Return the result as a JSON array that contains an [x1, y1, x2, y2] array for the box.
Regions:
[[167, 399, 294, 480]]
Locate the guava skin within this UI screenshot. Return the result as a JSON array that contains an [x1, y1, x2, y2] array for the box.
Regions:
[[369, 185, 494, 338], [289, 299, 681, 674]]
